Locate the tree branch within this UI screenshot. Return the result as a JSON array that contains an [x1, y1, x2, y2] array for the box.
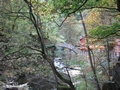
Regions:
[[54, 0, 88, 27], [81, 6, 117, 11], [89, 30, 120, 39], [0, 46, 42, 61], [24, 0, 75, 89]]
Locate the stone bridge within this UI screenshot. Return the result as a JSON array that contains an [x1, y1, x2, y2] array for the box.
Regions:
[[56, 43, 80, 54]]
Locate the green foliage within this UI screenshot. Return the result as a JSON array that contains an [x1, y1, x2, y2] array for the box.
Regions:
[[89, 22, 120, 38], [55, 47, 65, 57], [82, 0, 116, 9], [80, 60, 88, 68], [53, 0, 86, 14], [44, 21, 65, 43], [53, 0, 116, 15], [0, 0, 119, 90], [0, 0, 54, 80], [76, 80, 94, 90]]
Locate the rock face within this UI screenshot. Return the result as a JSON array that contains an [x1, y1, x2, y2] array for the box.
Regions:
[[102, 82, 116, 90], [102, 60, 120, 90], [112, 62, 120, 90], [3, 83, 28, 90], [117, 0, 120, 12]]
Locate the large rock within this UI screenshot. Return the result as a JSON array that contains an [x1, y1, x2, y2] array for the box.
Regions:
[[3, 83, 28, 90]]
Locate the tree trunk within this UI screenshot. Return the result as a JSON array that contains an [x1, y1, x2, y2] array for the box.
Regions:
[[80, 12, 101, 90]]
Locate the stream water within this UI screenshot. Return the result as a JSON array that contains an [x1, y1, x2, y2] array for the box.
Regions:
[[54, 57, 82, 77]]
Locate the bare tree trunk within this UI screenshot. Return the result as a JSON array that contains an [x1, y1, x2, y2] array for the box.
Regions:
[[106, 38, 111, 81], [80, 12, 101, 90]]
